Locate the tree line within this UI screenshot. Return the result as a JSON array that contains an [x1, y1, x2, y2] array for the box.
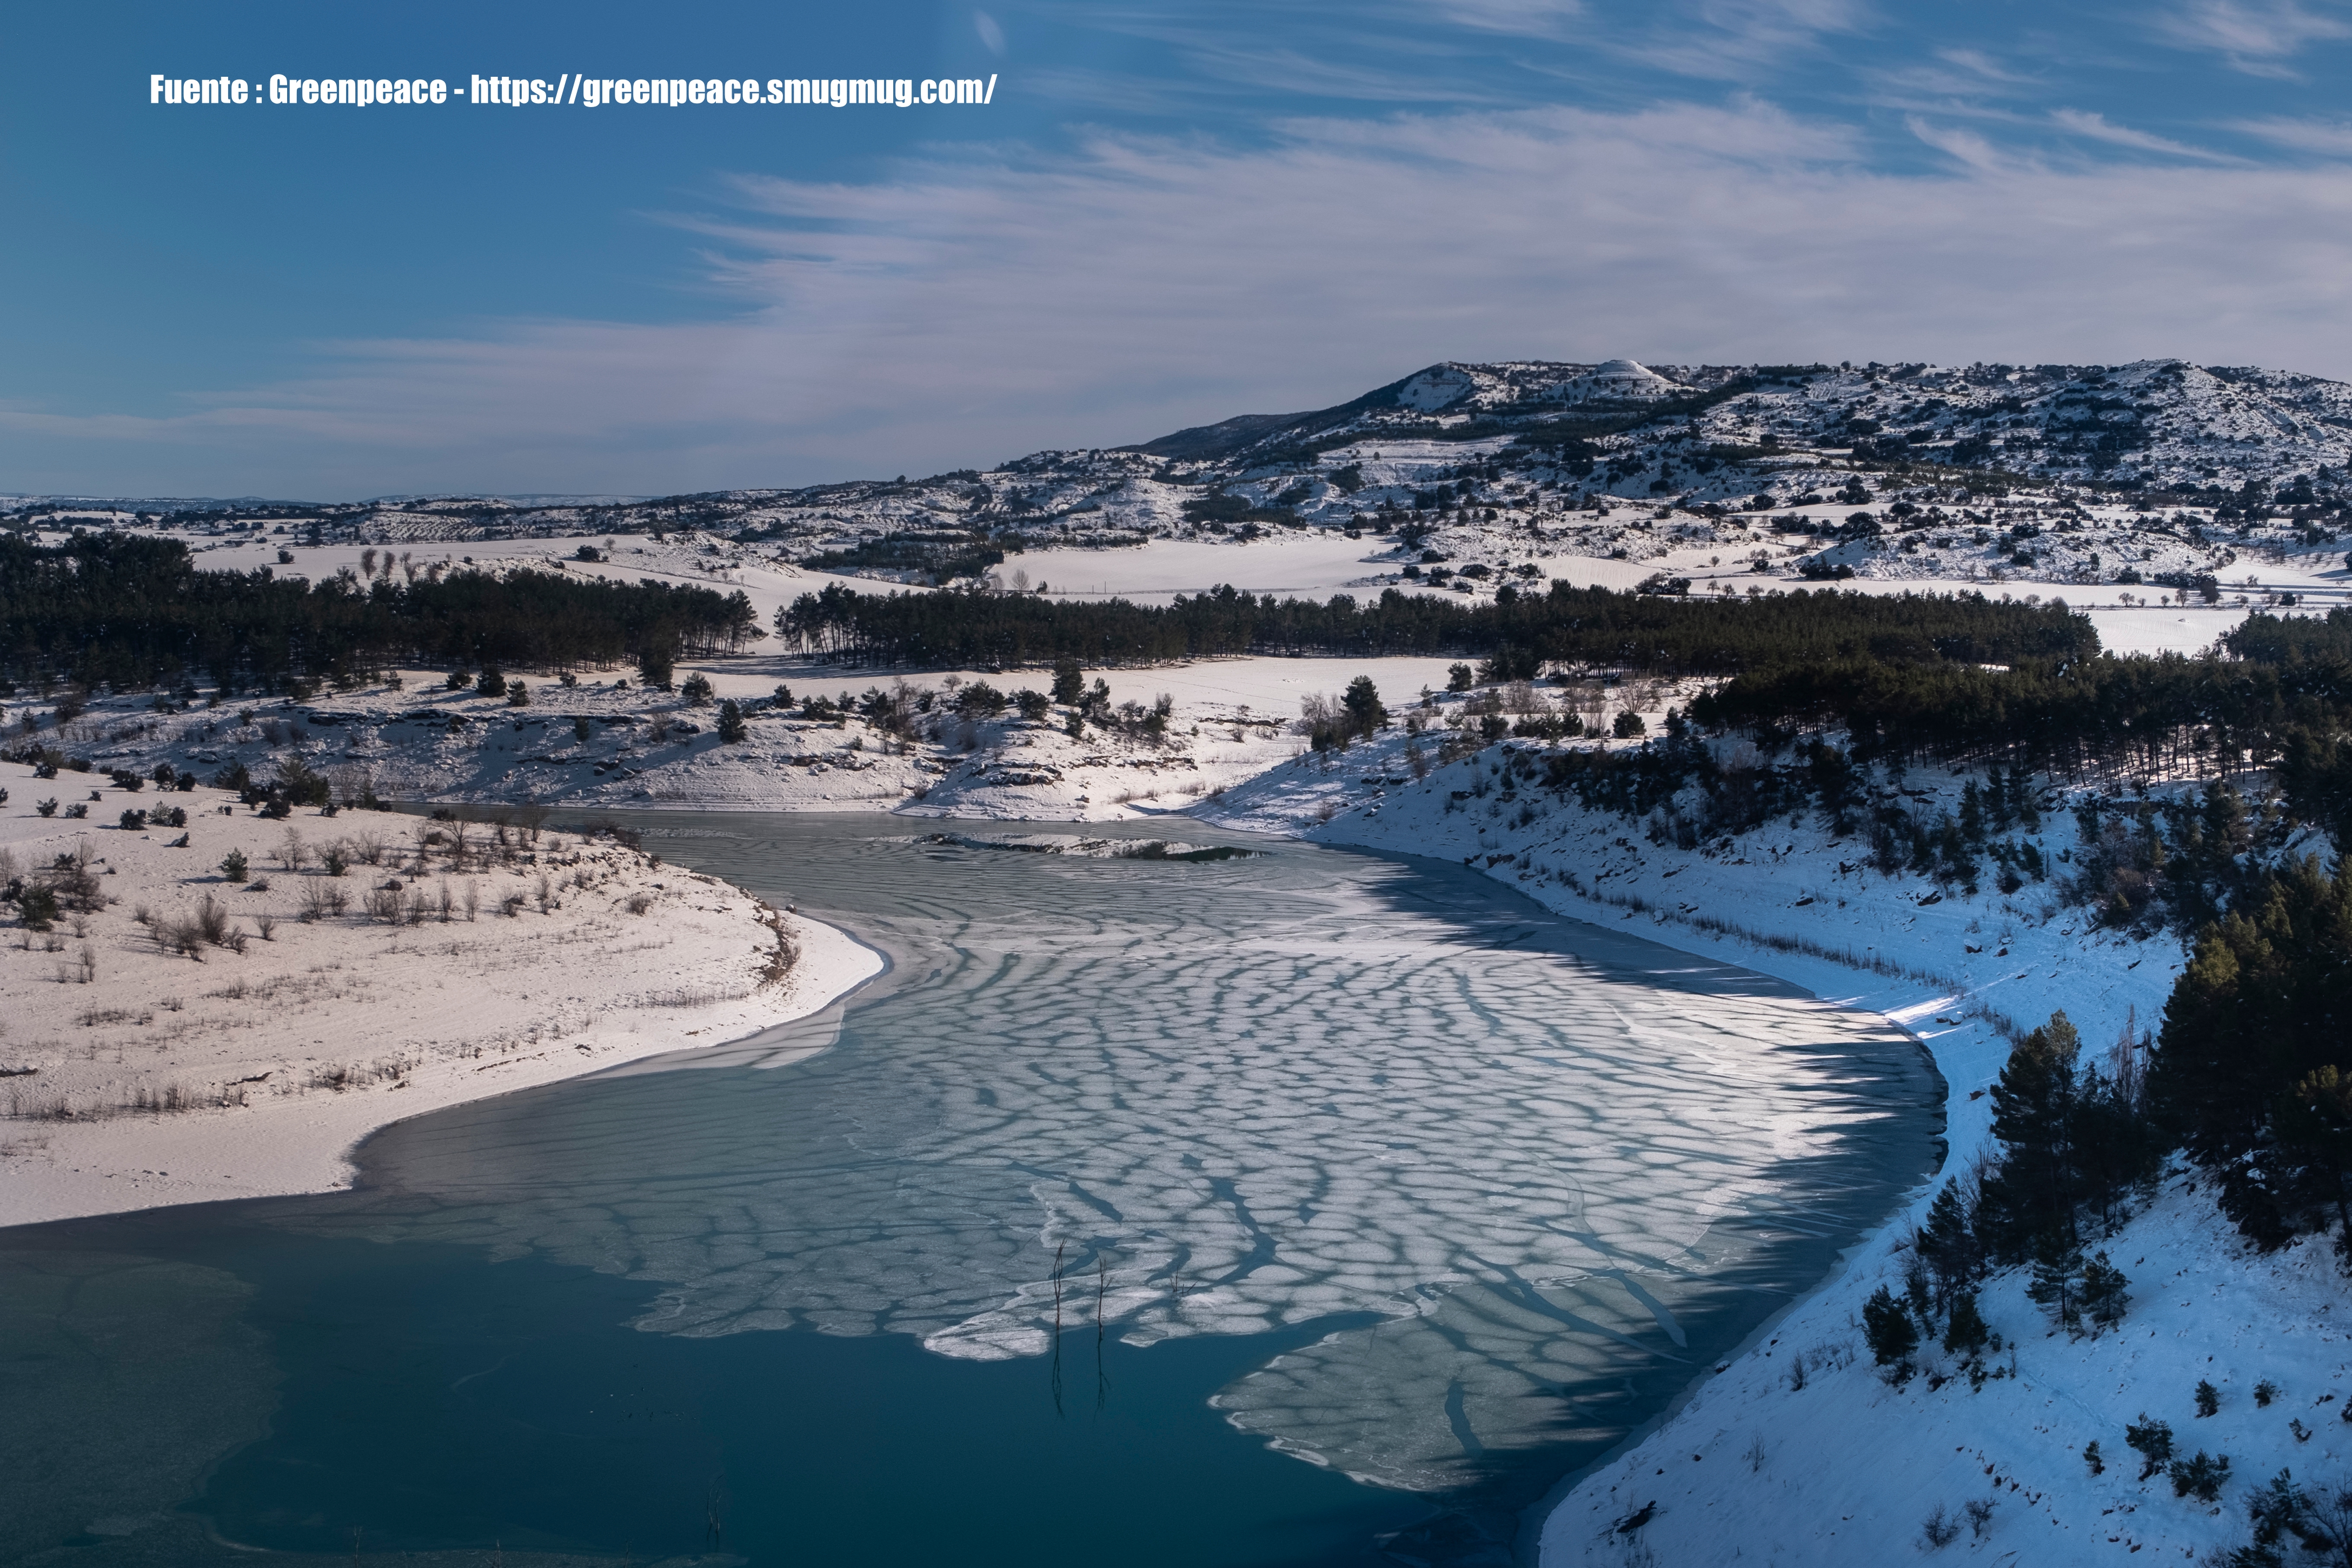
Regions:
[[0, 533, 761, 692], [775, 579, 2094, 673]]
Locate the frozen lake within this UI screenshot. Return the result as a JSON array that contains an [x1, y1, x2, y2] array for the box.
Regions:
[[0, 814, 1941, 1565]]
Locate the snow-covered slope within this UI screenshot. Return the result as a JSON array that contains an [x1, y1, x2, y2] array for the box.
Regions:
[[1192, 705, 2344, 1567]]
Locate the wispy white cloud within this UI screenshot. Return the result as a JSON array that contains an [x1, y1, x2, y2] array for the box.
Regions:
[[1608, 0, 1877, 80], [11, 97, 2352, 495], [1905, 115, 2012, 170], [2151, 0, 2352, 74], [2230, 114, 2352, 154], [2049, 108, 2245, 162]]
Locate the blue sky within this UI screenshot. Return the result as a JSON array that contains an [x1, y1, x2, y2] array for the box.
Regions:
[[7, 0, 2352, 497]]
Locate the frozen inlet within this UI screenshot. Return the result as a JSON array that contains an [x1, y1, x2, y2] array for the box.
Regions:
[[330, 816, 1939, 1501]]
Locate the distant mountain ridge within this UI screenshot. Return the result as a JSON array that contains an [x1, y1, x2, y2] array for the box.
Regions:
[[8, 356, 2348, 602]]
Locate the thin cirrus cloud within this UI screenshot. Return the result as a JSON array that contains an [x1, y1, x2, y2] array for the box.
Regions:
[[2149, 0, 2352, 73], [8, 97, 2352, 496], [2230, 114, 2352, 154], [2048, 108, 2246, 162]]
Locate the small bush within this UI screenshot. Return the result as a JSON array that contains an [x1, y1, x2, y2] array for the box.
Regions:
[[18, 885, 59, 931], [680, 672, 715, 706], [1612, 709, 1647, 739], [476, 665, 507, 699], [1920, 1503, 1959, 1549], [1862, 1285, 1917, 1367], [716, 699, 747, 743], [2170, 1451, 2230, 1502], [573, 715, 594, 742], [2127, 1416, 2176, 1480], [35, 798, 56, 817], [1943, 1290, 1990, 1357], [2083, 1440, 2104, 1476], [2254, 1380, 2280, 1408], [1963, 1498, 1995, 1539], [507, 680, 529, 707], [2197, 1380, 2221, 1418], [220, 849, 249, 883]]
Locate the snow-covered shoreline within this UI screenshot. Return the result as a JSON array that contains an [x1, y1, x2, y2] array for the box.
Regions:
[[0, 765, 883, 1230], [1196, 724, 2347, 1566]]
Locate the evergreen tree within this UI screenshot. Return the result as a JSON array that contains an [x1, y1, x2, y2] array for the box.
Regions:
[[1942, 1289, 1990, 1357], [1341, 675, 1387, 736], [1862, 1285, 1918, 1367], [2027, 1231, 2087, 1334], [1051, 657, 1084, 705], [2080, 1251, 2130, 1331], [2151, 858, 2352, 1253], [1982, 1013, 2085, 1258], [716, 700, 747, 744]]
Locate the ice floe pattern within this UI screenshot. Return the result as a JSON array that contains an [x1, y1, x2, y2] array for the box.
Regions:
[[332, 814, 1939, 1499]]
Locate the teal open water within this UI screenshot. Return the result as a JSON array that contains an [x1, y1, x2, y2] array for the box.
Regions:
[[0, 813, 1942, 1566]]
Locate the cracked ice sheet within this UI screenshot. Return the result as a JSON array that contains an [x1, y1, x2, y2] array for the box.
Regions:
[[298, 815, 1939, 1496]]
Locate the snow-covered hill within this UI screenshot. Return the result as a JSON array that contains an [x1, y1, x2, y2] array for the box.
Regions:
[[13, 358, 2352, 617]]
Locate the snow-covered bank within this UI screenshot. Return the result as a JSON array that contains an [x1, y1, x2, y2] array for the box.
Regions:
[[0, 763, 881, 1228], [1194, 720, 2343, 1565], [9, 654, 1468, 821]]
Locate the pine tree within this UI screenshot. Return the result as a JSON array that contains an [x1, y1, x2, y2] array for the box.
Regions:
[[1862, 1285, 1918, 1367], [2027, 1231, 2086, 1334], [2079, 1251, 2130, 1331], [1983, 1013, 2084, 1259], [1341, 675, 1387, 736], [1916, 1179, 1981, 1307], [1943, 1289, 1990, 1357], [716, 700, 747, 744]]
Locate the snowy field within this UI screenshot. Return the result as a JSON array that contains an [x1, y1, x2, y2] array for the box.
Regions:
[[0, 762, 880, 1227]]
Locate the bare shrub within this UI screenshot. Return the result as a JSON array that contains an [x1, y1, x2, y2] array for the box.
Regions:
[[157, 915, 207, 960], [277, 829, 307, 872], [351, 830, 387, 867], [1920, 1503, 1959, 1550], [195, 894, 230, 946], [500, 891, 527, 917], [534, 872, 555, 913], [254, 911, 277, 941], [626, 893, 653, 915], [437, 879, 455, 922], [299, 880, 337, 920], [462, 881, 480, 921], [364, 885, 403, 923]]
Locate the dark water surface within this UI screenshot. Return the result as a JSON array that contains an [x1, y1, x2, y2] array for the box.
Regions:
[[0, 814, 1942, 1567]]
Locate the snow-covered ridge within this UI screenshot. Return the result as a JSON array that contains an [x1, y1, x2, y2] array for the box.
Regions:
[[12, 356, 2352, 617]]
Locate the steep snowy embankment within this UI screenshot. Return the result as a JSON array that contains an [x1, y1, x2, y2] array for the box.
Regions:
[[1195, 721, 2344, 1566]]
